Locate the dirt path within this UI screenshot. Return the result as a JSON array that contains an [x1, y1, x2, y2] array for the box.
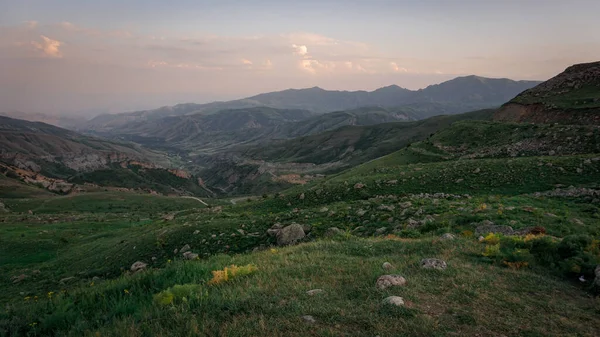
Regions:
[[181, 196, 209, 206]]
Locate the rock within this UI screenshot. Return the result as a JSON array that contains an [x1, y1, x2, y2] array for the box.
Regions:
[[302, 315, 316, 324], [173, 248, 179, 254], [276, 223, 305, 246], [237, 229, 245, 235], [306, 289, 325, 296], [594, 265, 600, 287], [455, 178, 464, 183], [59, 276, 76, 284], [0, 201, 7, 212], [354, 183, 365, 189], [130, 261, 147, 273], [319, 207, 329, 213], [570, 218, 584, 226], [478, 236, 485, 242], [382, 262, 394, 270], [378, 205, 395, 211], [183, 251, 199, 260], [382, 296, 405, 307], [406, 218, 420, 228], [151, 256, 157, 261], [324, 227, 343, 237], [299, 193, 305, 200], [11, 274, 27, 284], [475, 223, 514, 236], [193, 230, 200, 235], [162, 213, 174, 221], [473, 168, 481, 174], [267, 223, 283, 236], [302, 224, 312, 233], [92, 276, 101, 281], [421, 258, 447, 270], [440, 233, 456, 240], [180, 244, 191, 253], [376, 275, 407, 289], [399, 201, 412, 209], [356, 209, 367, 216], [375, 227, 388, 235]]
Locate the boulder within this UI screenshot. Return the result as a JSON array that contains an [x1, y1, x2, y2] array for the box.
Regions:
[[130, 261, 147, 273], [324, 227, 343, 237], [421, 258, 447, 270], [276, 223, 305, 246], [440, 233, 456, 240], [382, 296, 405, 307], [376, 275, 407, 289], [266, 223, 283, 236], [180, 244, 191, 253], [382, 262, 394, 270], [183, 251, 199, 260]]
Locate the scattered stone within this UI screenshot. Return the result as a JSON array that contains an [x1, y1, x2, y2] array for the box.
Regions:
[[420, 258, 447, 270], [302, 315, 316, 324], [382, 262, 394, 270], [302, 224, 312, 233], [324, 227, 343, 237], [193, 230, 200, 235], [319, 207, 329, 213], [151, 256, 157, 262], [376, 275, 407, 289], [356, 209, 367, 216], [32, 270, 41, 275], [478, 236, 485, 242], [440, 233, 456, 240], [173, 248, 179, 254], [180, 244, 191, 253], [473, 168, 481, 174], [162, 213, 174, 221], [407, 218, 420, 228], [387, 180, 398, 185], [306, 289, 325, 296], [237, 229, 245, 235], [92, 276, 101, 281], [544, 213, 558, 218], [594, 265, 600, 287], [59, 276, 76, 284], [276, 223, 305, 246], [299, 193, 305, 200], [382, 296, 405, 307], [455, 178, 464, 183], [130, 261, 147, 273], [183, 251, 199, 260], [354, 183, 365, 189]]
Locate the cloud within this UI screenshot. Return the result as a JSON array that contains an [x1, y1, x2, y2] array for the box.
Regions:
[[390, 62, 408, 73], [241, 58, 253, 65], [24, 21, 38, 29], [300, 59, 334, 74], [31, 35, 63, 58], [292, 44, 308, 56]]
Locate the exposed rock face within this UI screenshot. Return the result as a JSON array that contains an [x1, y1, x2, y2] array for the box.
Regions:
[[275, 223, 305, 246], [376, 275, 407, 289], [421, 258, 447, 270], [494, 61, 600, 125], [130, 261, 148, 273]]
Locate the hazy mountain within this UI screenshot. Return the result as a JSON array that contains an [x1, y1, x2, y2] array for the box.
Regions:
[[84, 75, 541, 132], [0, 111, 87, 130], [103, 106, 418, 154], [0, 116, 208, 195], [495, 61, 600, 124]]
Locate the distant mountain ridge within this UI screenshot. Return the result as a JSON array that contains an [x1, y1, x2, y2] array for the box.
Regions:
[[84, 75, 541, 132], [495, 61, 600, 124]]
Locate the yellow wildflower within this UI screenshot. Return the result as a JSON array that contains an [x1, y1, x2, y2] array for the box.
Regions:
[[124, 289, 129, 294]]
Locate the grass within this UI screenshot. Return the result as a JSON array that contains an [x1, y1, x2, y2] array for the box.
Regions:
[[1, 237, 599, 336]]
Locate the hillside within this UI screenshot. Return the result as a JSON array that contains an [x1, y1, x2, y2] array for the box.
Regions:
[[495, 61, 600, 124], [84, 75, 540, 133], [0, 116, 209, 196]]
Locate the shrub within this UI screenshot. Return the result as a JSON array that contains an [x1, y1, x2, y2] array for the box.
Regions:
[[153, 284, 205, 306], [207, 264, 258, 286]]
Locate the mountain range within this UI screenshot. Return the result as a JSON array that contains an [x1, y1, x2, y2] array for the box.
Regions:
[[83, 75, 541, 132]]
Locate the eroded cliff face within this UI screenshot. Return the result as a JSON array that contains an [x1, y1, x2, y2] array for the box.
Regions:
[[494, 103, 600, 125]]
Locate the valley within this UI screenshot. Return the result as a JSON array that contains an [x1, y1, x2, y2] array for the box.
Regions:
[[1, 62, 599, 336]]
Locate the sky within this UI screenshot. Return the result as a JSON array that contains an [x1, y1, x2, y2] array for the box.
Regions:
[[1, 0, 599, 116]]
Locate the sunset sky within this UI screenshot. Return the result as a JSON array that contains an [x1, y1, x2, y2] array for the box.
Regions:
[[1, 0, 599, 115]]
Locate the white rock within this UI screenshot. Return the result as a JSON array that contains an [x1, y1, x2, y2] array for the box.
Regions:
[[383, 296, 405, 306]]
